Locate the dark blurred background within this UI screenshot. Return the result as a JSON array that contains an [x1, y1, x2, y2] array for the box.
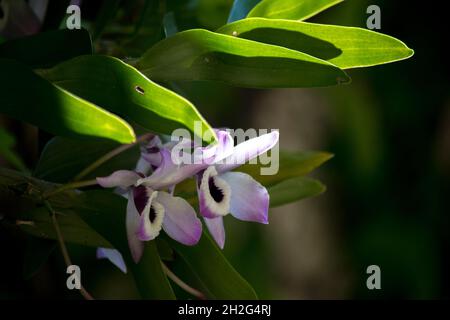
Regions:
[[1, 0, 448, 299]]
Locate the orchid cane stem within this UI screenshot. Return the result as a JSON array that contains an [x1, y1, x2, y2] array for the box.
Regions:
[[44, 200, 94, 300], [42, 179, 98, 199], [43, 134, 153, 198], [73, 133, 153, 182], [161, 261, 206, 300]]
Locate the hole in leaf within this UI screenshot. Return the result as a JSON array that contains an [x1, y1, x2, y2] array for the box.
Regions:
[[135, 86, 145, 94]]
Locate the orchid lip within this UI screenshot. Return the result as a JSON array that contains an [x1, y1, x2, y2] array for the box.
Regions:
[[199, 166, 231, 218], [135, 189, 165, 241]]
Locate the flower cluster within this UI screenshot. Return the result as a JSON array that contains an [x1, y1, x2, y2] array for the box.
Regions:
[[96, 129, 279, 271]]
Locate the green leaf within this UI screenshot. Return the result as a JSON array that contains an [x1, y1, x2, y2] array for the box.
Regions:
[[0, 29, 92, 68], [76, 190, 176, 299], [22, 238, 56, 280], [166, 231, 258, 299], [268, 176, 325, 207], [118, 0, 164, 57], [91, 0, 121, 40], [218, 18, 414, 69], [135, 29, 350, 88], [0, 167, 174, 299], [239, 150, 333, 187], [34, 137, 140, 183], [0, 167, 51, 194], [0, 127, 29, 173], [228, 0, 262, 23], [39, 55, 216, 143], [156, 238, 175, 261], [0, 59, 136, 144], [18, 206, 113, 248], [248, 0, 343, 20], [4, 174, 108, 250]]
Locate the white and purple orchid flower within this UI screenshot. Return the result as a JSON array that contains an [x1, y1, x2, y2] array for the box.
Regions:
[[96, 129, 279, 270], [136, 130, 279, 249], [96, 169, 202, 264], [94, 133, 231, 266], [193, 131, 279, 248]]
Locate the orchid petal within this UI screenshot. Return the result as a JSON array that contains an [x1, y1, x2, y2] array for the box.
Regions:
[[97, 170, 140, 189], [137, 148, 207, 189], [136, 131, 233, 189], [141, 152, 162, 169], [146, 135, 163, 150], [135, 156, 152, 176], [0, 0, 41, 38], [141, 135, 163, 168], [219, 171, 269, 224], [126, 190, 144, 263], [96, 248, 127, 273], [163, 137, 195, 151], [204, 216, 226, 249], [197, 166, 231, 219], [156, 191, 202, 245], [198, 130, 234, 165], [215, 131, 279, 173]]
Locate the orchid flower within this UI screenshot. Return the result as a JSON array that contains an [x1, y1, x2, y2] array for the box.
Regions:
[[136, 130, 234, 189], [96, 129, 277, 270], [96, 170, 202, 264], [137, 130, 279, 249], [195, 130, 279, 249], [95, 133, 231, 266]]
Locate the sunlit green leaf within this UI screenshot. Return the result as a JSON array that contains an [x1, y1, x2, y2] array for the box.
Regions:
[[40, 55, 216, 143], [0, 29, 92, 68], [166, 231, 258, 299], [0, 59, 136, 144], [268, 176, 325, 207], [218, 18, 414, 69], [248, 0, 343, 20], [135, 29, 350, 88]]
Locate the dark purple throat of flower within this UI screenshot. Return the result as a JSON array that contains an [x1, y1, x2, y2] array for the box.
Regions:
[[133, 186, 158, 223], [133, 185, 148, 214], [208, 176, 225, 203]]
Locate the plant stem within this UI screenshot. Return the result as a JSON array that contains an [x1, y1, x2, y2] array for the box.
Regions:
[[44, 200, 94, 300], [161, 261, 206, 300], [73, 133, 153, 182], [43, 179, 98, 199]]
